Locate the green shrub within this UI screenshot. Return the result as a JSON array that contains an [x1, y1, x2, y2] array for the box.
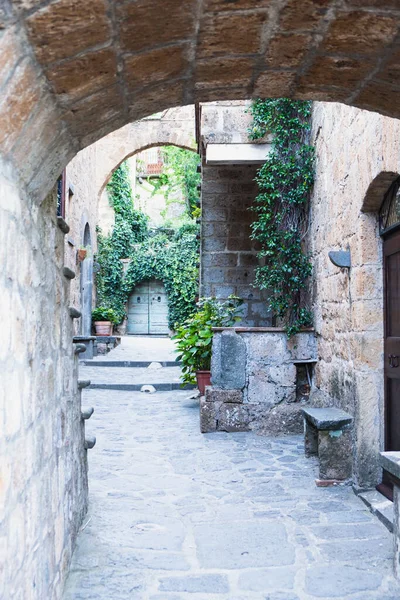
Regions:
[[173, 296, 244, 385]]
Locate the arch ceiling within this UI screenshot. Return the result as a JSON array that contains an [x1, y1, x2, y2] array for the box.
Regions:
[[1, 0, 400, 200]]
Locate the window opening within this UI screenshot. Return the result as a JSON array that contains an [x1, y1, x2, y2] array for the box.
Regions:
[[57, 169, 67, 218]]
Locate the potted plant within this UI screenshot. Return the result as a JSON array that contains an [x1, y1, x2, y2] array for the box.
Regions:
[[173, 296, 243, 395], [77, 247, 87, 262], [92, 307, 118, 336]]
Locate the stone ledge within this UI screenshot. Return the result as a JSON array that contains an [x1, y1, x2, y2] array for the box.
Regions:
[[380, 451, 400, 483], [212, 326, 315, 333], [302, 407, 353, 430]]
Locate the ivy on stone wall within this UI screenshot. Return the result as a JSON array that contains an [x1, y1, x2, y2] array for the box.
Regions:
[[249, 98, 315, 336], [151, 146, 201, 216], [95, 162, 199, 327]]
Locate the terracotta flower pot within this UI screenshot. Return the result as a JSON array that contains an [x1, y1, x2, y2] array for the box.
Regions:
[[77, 249, 87, 261], [196, 370, 211, 396], [94, 321, 113, 336]]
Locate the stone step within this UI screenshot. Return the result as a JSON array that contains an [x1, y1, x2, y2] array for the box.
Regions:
[[81, 360, 181, 367], [88, 382, 195, 391], [357, 489, 394, 532]]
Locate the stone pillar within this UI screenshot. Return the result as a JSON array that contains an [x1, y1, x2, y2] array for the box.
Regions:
[[318, 429, 353, 480]]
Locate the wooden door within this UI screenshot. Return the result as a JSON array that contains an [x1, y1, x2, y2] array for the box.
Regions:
[[127, 280, 169, 335], [127, 282, 150, 334], [384, 229, 400, 452], [149, 280, 169, 335]]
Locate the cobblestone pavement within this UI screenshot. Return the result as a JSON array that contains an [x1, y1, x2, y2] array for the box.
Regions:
[[64, 380, 400, 599], [80, 365, 183, 386], [94, 336, 177, 362]]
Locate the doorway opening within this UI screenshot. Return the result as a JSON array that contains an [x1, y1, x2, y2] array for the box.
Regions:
[[127, 279, 169, 335]]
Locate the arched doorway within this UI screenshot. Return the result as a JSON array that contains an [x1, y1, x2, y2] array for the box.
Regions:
[[376, 177, 400, 498], [80, 223, 93, 336], [127, 279, 169, 335]]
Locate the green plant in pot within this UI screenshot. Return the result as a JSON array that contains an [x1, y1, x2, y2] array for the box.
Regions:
[[173, 296, 244, 394], [92, 307, 119, 336]]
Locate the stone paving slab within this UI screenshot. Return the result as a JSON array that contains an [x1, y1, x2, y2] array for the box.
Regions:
[[92, 335, 177, 362], [79, 365, 184, 385], [63, 386, 400, 600]]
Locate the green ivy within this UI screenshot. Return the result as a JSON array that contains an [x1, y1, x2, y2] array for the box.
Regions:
[[95, 162, 199, 327], [249, 98, 315, 336], [151, 146, 201, 216]]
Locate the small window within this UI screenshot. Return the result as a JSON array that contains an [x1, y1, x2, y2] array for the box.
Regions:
[[57, 169, 67, 218], [379, 176, 400, 235]]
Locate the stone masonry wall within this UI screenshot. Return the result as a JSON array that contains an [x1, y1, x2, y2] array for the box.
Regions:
[[200, 163, 271, 326], [309, 102, 400, 488], [0, 160, 88, 599], [65, 144, 99, 336], [201, 329, 316, 434]]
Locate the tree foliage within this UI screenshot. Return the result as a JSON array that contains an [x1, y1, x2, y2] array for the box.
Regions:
[[249, 98, 315, 336], [151, 146, 201, 216], [95, 162, 199, 327]]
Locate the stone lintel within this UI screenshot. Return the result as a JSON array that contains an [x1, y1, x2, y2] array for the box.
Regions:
[[302, 407, 353, 430], [73, 336, 96, 342], [380, 452, 400, 484], [206, 143, 272, 165]]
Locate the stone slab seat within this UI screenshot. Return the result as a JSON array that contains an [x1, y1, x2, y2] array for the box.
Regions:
[[301, 407, 354, 485]]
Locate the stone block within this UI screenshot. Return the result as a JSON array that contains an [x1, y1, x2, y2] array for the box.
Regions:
[[205, 387, 243, 404], [197, 12, 266, 58], [211, 330, 246, 390], [318, 429, 353, 481], [217, 403, 251, 432], [200, 397, 220, 433], [125, 45, 189, 90], [26, 0, 111, 65], [256, 403, 304, 435]]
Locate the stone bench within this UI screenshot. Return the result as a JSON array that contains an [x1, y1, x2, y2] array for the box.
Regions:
[[380, 452, 400, 579], [302, 407, 353, 485]]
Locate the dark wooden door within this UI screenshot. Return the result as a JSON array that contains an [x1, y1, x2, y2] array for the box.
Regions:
[[384, 229, 400, 453]]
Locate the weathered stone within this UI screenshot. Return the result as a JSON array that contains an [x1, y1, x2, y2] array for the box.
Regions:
[[200, 397, 221, 433], [124, 45, 189, 90], [205, 388, 243, 404], [69, 307, 81, 319], [57, 216, 70, 234], [74, 343, 87, 354], [25, 0, 111, 65], [197, 13, 266, 58], [63, 267, 76, 280], [318, 429, 353, 481], [140, 384, 156, 394], [84, 436, 96, 449], [211, 331, 246, 390], [302, 407, 353, 431], [81, 407, 94, 420], [78, 380, 91, 390], [46, 48, 118, 103]]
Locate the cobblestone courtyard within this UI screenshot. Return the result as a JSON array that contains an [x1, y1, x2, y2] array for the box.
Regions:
[[64, 340, 400, 600]]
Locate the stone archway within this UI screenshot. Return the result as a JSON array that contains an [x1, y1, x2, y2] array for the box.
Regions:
[[1, 3, 400, 203]]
